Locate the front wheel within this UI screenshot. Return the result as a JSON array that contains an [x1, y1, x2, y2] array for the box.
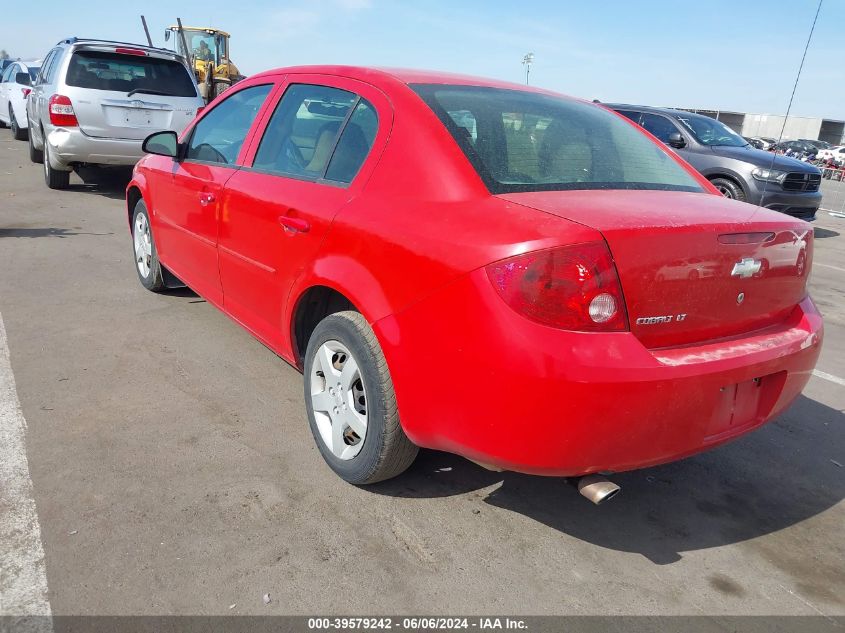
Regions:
[[131, 200, 165, 291], [304, 311, 418, 484], [28, 123, 43, 163]]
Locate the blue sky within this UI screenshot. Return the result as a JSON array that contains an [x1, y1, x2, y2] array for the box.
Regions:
[[2, 0, 842, 119]]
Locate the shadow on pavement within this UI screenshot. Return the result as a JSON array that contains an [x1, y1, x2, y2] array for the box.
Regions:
[[0, 227, 114, 238], [372, 395, 844, 565], [66, 166, 133, 201], [814, 227, 840, 239]]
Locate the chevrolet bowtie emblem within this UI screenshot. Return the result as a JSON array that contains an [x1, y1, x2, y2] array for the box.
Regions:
[[731, 258, 762, 278]]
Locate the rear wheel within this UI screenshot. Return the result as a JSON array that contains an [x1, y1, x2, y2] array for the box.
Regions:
[[304, 311, 418, 484], [132, 200, 165, 292], [28, 123, 43, 163], [43, 141, 70, 189], [10, 107, 26, 141], [711, 177, 746, 202]]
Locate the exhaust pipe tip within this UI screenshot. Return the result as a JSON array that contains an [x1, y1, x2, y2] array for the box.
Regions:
[[577, 475, 621, 505]]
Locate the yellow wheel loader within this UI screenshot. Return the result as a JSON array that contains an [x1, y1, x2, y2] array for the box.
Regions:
[[164, 20, 244, 102]]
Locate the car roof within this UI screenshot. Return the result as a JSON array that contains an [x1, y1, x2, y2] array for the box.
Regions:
[[249, 65, 571, 95], [603, 103, 722, 121]]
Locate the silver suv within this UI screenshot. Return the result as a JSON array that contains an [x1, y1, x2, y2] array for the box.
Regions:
[[27, 38, 205, 189]]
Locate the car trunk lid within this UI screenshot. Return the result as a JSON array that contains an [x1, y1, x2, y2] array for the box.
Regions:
[[498, 190, 812, 348]]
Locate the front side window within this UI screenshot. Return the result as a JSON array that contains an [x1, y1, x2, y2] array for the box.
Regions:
[[186, 84, 272, 164], [37, 50, 57, 84], [639, 113, 681, 143], [413, 85, 703, 194], [27, 67, 41, 82], [675, 115, 747, 147], [254, 83, 377, 183], [65, 50, 197, 97]]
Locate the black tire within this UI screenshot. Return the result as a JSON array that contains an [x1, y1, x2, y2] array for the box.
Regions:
[[711, 177, 746, 202], [43, 141, 70, 189], [10, 107, 26, 141], [131, 200, 166, 292], [304, 311, 418, 484], [28, 123, 43, 163]]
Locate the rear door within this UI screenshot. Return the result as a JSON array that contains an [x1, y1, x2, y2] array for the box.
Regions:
[[151, 82, 275, 305], [62, 47, 201, 139], [218, 75, 390, 354]]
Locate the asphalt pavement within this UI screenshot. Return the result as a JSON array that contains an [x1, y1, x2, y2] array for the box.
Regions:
[[0, 127, 843, 618]]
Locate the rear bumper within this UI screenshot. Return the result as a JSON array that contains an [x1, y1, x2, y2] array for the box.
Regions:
[[45, 126, 144, 169], [375, 270, 823, 477]]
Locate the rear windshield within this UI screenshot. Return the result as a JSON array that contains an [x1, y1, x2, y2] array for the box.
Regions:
[[66, 50, 197, 97], [412, 85, 704, 195]]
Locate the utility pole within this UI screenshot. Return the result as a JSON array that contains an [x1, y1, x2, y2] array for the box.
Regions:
[[522, 53, 534, 85]]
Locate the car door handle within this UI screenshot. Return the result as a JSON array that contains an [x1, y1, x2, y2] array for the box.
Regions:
[[278, 215, 310, 234], [198, 192, 215, 206]]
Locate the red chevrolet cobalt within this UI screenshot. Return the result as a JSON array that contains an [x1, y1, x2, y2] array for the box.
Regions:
[[127, 66, 822, 491]]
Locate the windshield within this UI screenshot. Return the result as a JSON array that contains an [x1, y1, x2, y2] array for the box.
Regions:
[[66, 51, 197, 97], [412, 85, 704, 195], [675, 115, 747, 147], [189, 32, 224, 64]]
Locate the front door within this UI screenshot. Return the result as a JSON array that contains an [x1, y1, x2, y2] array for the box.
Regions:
[[218, 76, 389, 355], [151, 83, 274, 305]]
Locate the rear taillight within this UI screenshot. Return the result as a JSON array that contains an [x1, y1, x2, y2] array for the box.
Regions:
[[49, 94, 78, 127], [486, 241, 629, 332], [21, 88, 31, 98]]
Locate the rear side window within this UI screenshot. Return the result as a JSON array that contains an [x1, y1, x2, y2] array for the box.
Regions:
[[186, 84, 272, 164], [413, 85, 703, 195], [65, 50, 197, 97], [325, 99, 378, 183], [253, 83, 377, 184]]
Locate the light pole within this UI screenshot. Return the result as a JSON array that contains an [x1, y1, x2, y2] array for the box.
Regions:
[[522, 53, 534, 85]]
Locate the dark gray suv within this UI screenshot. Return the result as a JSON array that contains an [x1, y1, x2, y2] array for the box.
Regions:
[[608, 105, 822, 220]]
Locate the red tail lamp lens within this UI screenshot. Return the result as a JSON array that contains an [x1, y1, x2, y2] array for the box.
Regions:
[[486, 241, 628, 332]]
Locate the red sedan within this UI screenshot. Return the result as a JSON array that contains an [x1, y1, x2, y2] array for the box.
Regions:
[[127, 66, 822, 492]]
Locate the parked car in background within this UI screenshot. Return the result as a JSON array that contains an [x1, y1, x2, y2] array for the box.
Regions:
[[0, 59, 15, 76], [818, 145, 845, 167], [749, 136, 777, 150], [0, 60, 41, 140], [800, 139, 831, 151], [127, 67, 821, 487], [774, 140, 818, 158], [609, 105, 822, 220], [27, 37, 204, 189]]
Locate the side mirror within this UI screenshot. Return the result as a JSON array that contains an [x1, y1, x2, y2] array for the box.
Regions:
[[142, 130, 180, 158], [15, 72, 31, 86], [667, 132, 686, 149]]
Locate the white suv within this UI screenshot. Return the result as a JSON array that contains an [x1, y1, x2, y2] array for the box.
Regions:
[[27, 37, 205, 189]]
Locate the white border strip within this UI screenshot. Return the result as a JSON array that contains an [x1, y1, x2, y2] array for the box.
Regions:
[[812, 369, 845, 387], [0, 313, 52, 619]]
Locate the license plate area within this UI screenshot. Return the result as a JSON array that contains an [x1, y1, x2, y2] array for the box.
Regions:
[[705, 371, 786, 441], [123, 108, 154, 126]]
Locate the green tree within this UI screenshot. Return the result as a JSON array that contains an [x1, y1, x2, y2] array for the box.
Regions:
[[0, 50, 10, 60]]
